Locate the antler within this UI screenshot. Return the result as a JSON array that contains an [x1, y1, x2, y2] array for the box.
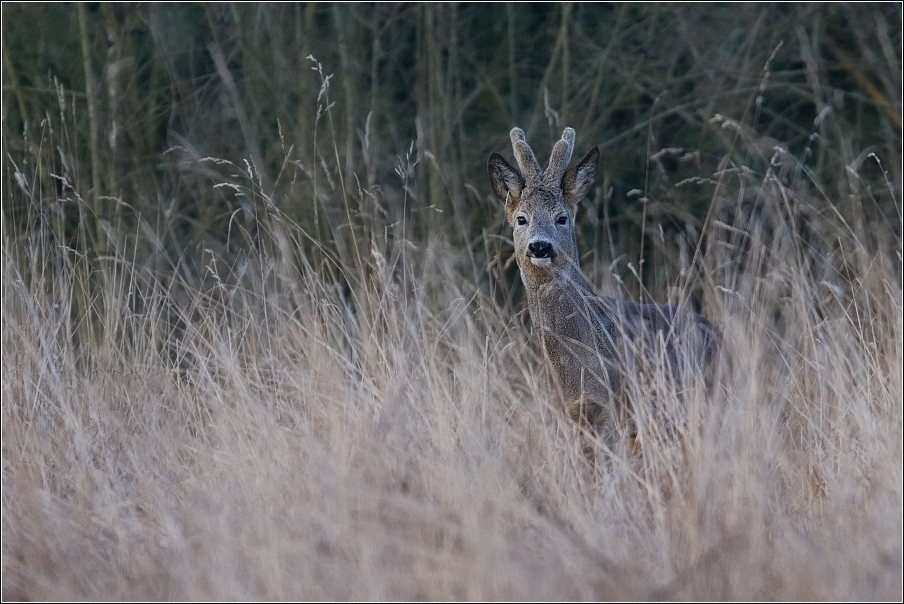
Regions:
[[509, 127, 576, 185], [545, 128, 575, 184], [510, 128, 541, 182]]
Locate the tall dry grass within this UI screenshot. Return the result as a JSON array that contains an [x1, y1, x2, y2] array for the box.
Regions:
[[2, 4, 902, 599], [2, 89, 901, 600]]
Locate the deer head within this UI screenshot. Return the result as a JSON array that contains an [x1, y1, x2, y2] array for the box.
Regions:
[[488, 127, 599, 280]]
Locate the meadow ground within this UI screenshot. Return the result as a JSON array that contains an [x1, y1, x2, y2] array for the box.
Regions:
[[3, 139, 901, 599], [2, 4, 901, 600]]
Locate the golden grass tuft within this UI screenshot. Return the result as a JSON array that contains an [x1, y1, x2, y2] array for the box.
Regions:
[[2, 137, 900, 599]]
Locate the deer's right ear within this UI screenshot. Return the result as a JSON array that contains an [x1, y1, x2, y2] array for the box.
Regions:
[[488, 153, 524, 209]]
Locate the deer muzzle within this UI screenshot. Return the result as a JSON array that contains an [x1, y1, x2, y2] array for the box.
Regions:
[[527, 241, 555, 266]]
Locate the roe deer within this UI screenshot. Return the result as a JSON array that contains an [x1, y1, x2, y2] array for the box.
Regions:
[[488, 127, 719, 448]]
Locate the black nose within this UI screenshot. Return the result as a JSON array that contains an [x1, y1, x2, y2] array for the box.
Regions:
[[528, 241, 554, 258]]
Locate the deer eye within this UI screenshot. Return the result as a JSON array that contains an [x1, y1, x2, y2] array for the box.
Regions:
[[516, 216, 527, 226], [556, 215, 568, 225]]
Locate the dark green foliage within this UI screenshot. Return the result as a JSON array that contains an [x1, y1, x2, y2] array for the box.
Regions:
[[2, 3, 900, 298]]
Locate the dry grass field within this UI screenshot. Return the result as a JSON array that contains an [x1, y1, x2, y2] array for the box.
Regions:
[[2, 4, 901, 600]]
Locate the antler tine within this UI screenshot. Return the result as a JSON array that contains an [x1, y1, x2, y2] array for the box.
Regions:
[[510, 127, 541, 181], [510, 128, 526, 145], [546, 127, 575, 183]]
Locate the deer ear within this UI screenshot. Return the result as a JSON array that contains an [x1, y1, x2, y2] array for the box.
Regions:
[[488, 153, 525, 208], [562, 146, 599, 208]]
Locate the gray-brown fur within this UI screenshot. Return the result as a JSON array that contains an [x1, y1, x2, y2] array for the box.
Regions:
[[488, 127, 719, 443]]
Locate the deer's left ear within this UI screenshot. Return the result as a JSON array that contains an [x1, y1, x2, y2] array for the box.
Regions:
[[562, 146, 599, 208]]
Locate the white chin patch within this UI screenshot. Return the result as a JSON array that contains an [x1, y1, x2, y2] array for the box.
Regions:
[[530, 257, 552, 268]]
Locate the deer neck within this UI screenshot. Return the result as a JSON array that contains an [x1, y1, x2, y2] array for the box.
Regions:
[[520, 258, 591, 323]]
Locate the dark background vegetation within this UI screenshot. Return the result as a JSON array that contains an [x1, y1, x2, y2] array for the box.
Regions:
[[2, 5, 902, 600], [3, 2, 900, 303]]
